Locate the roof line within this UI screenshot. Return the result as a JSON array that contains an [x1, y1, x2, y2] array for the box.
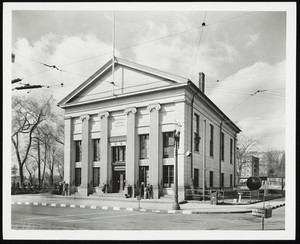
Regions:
[[58, 57, 189, 106]]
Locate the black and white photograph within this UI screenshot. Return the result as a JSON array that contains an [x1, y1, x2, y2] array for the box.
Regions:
[[3, 2, 296, 241]]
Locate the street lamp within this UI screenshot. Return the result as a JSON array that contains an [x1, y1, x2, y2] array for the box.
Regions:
[[172, 123, 181, 210]]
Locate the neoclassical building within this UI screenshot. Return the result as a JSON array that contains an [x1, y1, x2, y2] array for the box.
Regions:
[[58, 57, 241, 200]]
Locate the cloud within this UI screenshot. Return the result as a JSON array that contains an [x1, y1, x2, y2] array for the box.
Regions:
[[245, 33, 260, 49], [207, 59, 285, 150], [12, 33, 116, 103]]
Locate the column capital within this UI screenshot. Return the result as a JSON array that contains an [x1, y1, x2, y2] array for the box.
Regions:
[[147, 103, 161, 112], [98, 111, 110, 119], [80, 114, 90, 121], [124, 107, 137, 115], [64, 115, 72, 120]]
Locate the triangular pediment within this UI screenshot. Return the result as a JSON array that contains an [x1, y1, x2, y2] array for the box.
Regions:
[[58, 57, 189, 106]]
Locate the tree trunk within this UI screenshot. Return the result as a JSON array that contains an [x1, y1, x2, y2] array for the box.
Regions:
[[18, 162, 24, 187], [37, 140, 41, 188]]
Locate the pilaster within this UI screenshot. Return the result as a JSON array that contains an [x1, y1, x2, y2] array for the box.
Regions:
[[98, 111, 111, 192], [125, 107, 137, 197], [79, 114, 91, 196], [147, 103, 161, 199], [64, 116, 73, 195]]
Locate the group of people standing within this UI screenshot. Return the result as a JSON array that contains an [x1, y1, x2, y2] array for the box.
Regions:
[[60, 181, 69, 195], [140, 182, 152, 199]]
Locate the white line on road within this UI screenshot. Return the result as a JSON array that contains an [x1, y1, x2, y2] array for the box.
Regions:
[[25, 202, 30, 205], [33, 203, 38, 206], [113, 207, 120, 211], [50, 203, 57, 207], [17, 202, 22, 205], [70, 204, 76, 208], [61, 204, 66, 207], [80, 205, 86, 208], [41, 203, 47, 206], [61, 212, 151, 223], [91, 206, 97, 209], [126, 208, 133, 211]]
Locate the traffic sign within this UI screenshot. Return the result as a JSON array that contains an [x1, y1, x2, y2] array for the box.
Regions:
[[246, 176, 262, 190]]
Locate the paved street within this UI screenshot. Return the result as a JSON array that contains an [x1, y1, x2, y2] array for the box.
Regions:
[[12, 205, 285, 230]]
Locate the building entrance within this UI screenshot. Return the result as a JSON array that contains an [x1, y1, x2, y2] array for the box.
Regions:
[[112, 145, 126, 193], [113, 171, 126, 193]]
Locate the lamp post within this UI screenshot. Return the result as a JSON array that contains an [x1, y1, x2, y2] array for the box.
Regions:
[[172, 123, 181, 210]]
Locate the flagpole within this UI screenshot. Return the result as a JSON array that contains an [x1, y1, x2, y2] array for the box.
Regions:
[[112, 11, 115, 95]]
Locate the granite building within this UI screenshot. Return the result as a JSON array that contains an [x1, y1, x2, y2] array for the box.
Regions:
[[58, 57, 241, 200]]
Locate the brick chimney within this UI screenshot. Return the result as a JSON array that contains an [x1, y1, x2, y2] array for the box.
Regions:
[[199, 72, 205, 94]]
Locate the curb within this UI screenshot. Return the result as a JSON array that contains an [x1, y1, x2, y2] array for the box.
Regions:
[[11, 201, 284, 214]]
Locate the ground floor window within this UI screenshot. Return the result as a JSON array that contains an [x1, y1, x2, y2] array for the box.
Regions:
[[93, 167, 100, 187], [163, 165, 174, 188], [194, 168, 199, 188], [75, 168, 81, 187], [139, 166, 149, 186], [210, 171, 214, 187]]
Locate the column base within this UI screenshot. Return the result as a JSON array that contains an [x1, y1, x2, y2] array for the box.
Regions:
[[172, 202, 181, 210], [152, 185, 159, 199], [77, 187, 89, 196]]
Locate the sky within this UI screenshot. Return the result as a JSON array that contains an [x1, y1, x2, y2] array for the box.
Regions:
[[9, 4, 288, 151]]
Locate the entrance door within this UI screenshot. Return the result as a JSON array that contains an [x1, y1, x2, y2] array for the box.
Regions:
[[113, 171, 126, 193], [139, 166, 149, 186]]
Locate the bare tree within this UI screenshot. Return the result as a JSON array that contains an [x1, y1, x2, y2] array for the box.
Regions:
[[236, 134, 260, 182], [47, 143, 64, 186], [11, 95, 52, 185]]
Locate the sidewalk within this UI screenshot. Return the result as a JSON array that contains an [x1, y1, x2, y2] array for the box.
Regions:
[[11, 194, 285, 214]]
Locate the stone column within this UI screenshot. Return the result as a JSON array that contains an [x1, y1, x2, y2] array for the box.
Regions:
[[79, 114, 91, 196], [125, 107, 137, 197], [147, 103, 161, 199], [99, 112, 111, 192], [64, 116, 73, 195]]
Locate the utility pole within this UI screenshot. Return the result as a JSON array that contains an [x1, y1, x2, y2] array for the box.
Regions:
[[112, 11, 115, 96]]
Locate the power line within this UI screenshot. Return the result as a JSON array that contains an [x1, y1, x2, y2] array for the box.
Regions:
[[190, 12, 207, 80]]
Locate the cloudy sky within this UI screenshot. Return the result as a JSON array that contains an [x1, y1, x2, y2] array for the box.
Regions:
[[8, 3, 290, 151]]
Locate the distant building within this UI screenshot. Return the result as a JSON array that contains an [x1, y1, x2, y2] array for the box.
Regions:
[[240, 156, 259, 178], [58, 57, 241, 200], [249, 151, 268, 177]]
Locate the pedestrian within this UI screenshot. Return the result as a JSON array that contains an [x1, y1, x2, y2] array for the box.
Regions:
[[146, 183, 150, 199], [62, 181, 66, 195], [140, 182, 144, 199], [65, 183, 69, 196]]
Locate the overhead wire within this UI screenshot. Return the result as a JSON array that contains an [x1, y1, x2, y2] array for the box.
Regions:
[[190, 11, 207, 80]]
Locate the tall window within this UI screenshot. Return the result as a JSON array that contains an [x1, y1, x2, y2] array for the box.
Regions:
[[194, 113, 200, 152], [221, 132, 225, 161], [93, 167, 100, 187], [163, 165, 174, 188], [140, 134, 149, 159], [230, 174, 233, 187], [163, 132, 174, 158], [75, 141, 82, 162], [210, 171, 214, 187], [75, 168, 81, 187], [194, 168, 199, 188], [112, 146, 126, 162], [210, 124, 214, 157], [93, 139, 100, 161], [230, 138, 233, 164], [221, 173, 224, 187]]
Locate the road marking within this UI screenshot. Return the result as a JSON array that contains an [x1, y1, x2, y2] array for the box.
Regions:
[[25, 202, 30, 205], [168, 210, 176, 214], [11, 202, 15, 205], [33, 203, 38, 206], [126, 208, 133, 211], [80, 205, 86, 208], [50, 203, 57, 207], [102, 206, 108, 210], [61, 212, 151, 223], [17, 202, 22, 205], [61, 204, 66, 207], [140, 209, 146, 212], [41, 203, 47, 206], [182, 211, 192, 214], [91, 206, 97, 209], [113, 207, 120, 211], [70, 204, 76, 208]]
